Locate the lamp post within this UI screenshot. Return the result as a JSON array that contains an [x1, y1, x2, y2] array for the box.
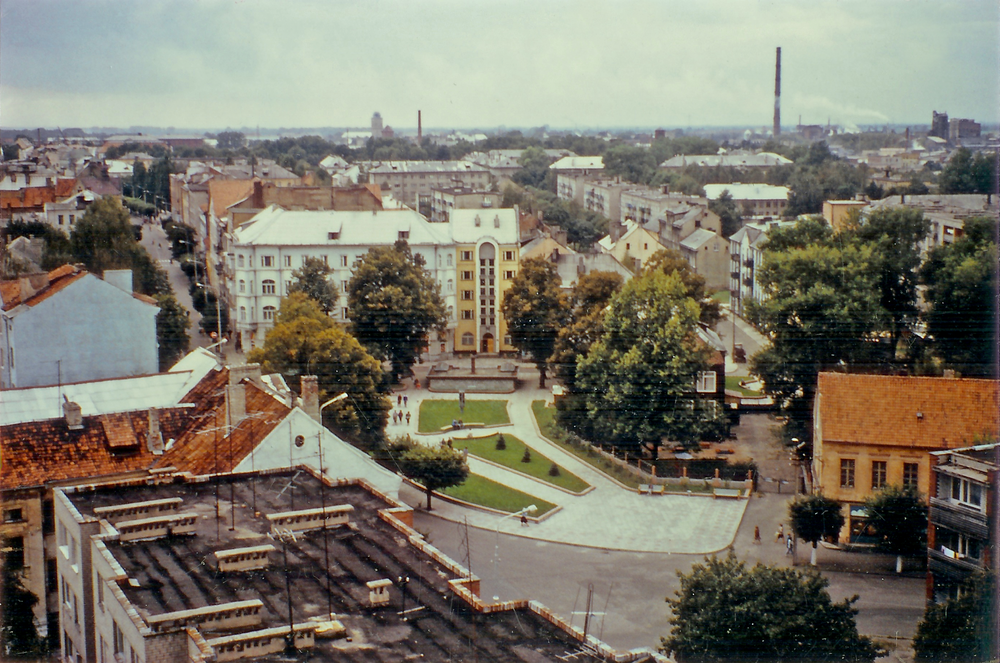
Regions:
[[492, 504, 537, 594], [197, 281, 225, 354], [317, 393, 347, 619]]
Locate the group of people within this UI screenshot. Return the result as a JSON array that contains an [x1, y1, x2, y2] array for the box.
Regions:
[[391, 393, 410, 426], [752, 523, 795, 554]]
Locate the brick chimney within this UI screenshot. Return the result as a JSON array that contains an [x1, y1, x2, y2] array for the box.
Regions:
[[63, 397, 83, 430], [18, 272, 51, 301], [610, 220, 626, 243], [227, 364, 261, 425], [301, 375, 320, 422], [147, 407, 163, 455]]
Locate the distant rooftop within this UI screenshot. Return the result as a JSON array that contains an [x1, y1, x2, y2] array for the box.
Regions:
[[366, 160, 488, 174], [703, 183, 790, 201], [660, 152, 791, 169]]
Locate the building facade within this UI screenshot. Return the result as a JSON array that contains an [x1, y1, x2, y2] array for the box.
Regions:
[[429, 186, 500, 223], [703, 183, 790, 220], [365, 161, 491, 211]]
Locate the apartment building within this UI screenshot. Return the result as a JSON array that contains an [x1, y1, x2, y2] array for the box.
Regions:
[[364, 161, 490, 210]]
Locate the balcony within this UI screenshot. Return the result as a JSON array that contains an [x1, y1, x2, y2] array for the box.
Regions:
[[930, 497, 988, 538], [928, 548, 982, 582]]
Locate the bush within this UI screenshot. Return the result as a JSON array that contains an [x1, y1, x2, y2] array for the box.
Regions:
[[495, 434, 506, 450], [548, 462, 560, 477], [521, 447, 532, 463]]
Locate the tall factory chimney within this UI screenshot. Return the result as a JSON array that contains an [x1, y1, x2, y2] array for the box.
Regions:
[[773, 47, 782, 137], [418, 110, 422, 142]]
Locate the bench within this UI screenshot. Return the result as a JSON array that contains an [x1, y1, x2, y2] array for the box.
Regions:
[[713, 488, 742, 499], [439, 422, 485, 432], [638, 484, 651, 495]]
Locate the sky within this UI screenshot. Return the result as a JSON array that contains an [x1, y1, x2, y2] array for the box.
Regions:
[[1, 0, 998, 132]]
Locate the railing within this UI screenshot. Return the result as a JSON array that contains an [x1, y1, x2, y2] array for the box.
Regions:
[[929, 497, 989, 538]]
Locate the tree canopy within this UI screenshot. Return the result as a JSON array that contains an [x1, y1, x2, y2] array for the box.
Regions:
[[788, 494, 845, 565], [913, 570, 995, 663], [347, 241, 446, 383], [707, 189, 743, 239], [1, 552, 42, 658], [920, 216, 998, 377], [154, 293, 191, 371], [939, 147, 997, 195], [395, 443, 469, 510], [662, 553, 882, 662], [642, 249, 722, 327], [249, 293, 389, 443], [575, 270, 724, 450], [500, 257, 569, 387], [288, 256, 338, 314], [863, 485, 926, 573]]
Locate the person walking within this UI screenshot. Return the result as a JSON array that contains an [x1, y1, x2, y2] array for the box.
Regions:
[[785, 534, 793, 555], [405, 412, 411, 425], [397, 394, 402, 406], [753, 526, 761, 544], [392, 411, 398, 425], [775, 523, 784, 543], [403, 395, 408, 407]]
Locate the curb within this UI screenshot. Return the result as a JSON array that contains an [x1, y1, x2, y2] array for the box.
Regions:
[[460, 450, 594, 497], [400, 476, 562, 523]]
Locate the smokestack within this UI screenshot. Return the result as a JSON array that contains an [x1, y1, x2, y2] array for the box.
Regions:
[[418, 110, 422, 142], [773, 47, 781, 137]]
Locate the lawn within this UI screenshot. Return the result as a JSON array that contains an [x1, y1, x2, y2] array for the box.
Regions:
[[530, 401, 643, 489], [710, 290, 731, 305], [725, 375, 763, 397], [418, 399, 510, 433], [452, 433, 590, 493], [441, 474, 557, 516]]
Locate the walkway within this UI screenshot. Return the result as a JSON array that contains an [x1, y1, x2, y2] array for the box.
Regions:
[[388, 367, 748, 554]]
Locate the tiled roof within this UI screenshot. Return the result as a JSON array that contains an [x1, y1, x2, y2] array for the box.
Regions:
[[817, 372, 1000, 450], [0, 264, 87, 311]]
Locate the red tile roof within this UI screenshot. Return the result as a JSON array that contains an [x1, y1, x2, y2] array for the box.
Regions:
[[0, 264, 87, 311], [817, 372, 1000, 450], [0, 179, 78, 212]]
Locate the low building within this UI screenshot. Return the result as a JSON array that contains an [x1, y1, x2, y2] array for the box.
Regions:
[[598, 221, 667, 273], [521, 234, 631, 290], [864, 194, 999, 255], [429, 186, 500, 223], [927, 442, 997, 602], [703, 183, 790, 220], [658, 151, 791, 171], [822, 199, 868, 232], [679, 227, 728, 291], [581, 177, 632, 221], [365, 160, 490, 210], [42, 189, 98, 232], [0, 266, 159, 389], [54, 470, 662, 663], [812, 372, 1000, 544]]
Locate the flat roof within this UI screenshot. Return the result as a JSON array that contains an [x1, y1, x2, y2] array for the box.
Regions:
[[67, 471, 612, 662]]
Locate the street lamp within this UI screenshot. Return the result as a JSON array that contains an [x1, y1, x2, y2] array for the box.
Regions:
[[316, 392, 346, 621]]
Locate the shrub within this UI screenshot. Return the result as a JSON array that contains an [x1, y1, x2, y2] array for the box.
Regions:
[[548, 462, 560, 477], [521, 447, 532, 463], [495, 434, 506, 451]]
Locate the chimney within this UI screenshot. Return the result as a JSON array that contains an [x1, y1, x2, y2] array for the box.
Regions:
[[228, 383, 247, 422], [253, 179, 265, 208], [662, 184, 670, 195], [147, 407, 163, 455], [18, 272, 51, 300], [418, 110, 422, 142], [63, 397, 83, 430], [773, 47, 781, 137], [230, 363, 262, 386], [103, 269, 133, 294], [610, 220, 625, 243], [301, 375, 320, 422]]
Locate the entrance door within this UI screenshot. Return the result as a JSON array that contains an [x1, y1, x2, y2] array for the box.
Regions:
[[481, 333, 494, 353]]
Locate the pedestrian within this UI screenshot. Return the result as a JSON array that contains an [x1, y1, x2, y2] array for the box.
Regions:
[[397, 394, 402, 406], [403, 395, 408, 407], [397, 410, 403, 423], [392, 411, 398, 425], [405, 412, 411, 425], [520, 513, 528, 527], [753, 526, 761, 544], [785, 534, 793, 555], [415, 378, 420, 389], [775, 523, 784, 542]]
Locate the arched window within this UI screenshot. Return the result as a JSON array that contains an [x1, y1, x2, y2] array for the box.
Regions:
[[447, 278, 454, 293], [239, 307, 246, 321], [261, 279, 276, 295], [239, 280, 245, 293], [237, 255, 245, 268], [263, 306, 276, 321], [461, 332, 474, 346], [447, 254, 453, 266]]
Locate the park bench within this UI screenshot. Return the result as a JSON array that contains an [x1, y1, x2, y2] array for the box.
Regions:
[[713, 488, 742, 499]]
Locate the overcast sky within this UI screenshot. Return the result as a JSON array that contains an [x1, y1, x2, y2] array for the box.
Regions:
[[1, 0, 997, 132]]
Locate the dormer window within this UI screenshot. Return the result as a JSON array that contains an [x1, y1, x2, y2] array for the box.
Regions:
[[474, 215, 481, 227], [494, 215, 500, 228], [328, 231, 340, 240], [398, 231, 409, 240]]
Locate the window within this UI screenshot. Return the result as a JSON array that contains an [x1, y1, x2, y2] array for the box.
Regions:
[[342, 308, 349, 319], [462, 290, 473, 301], [626, 243, 630, 250], [903, 463, 919, 490], [447, 279, 454, 293], [238, 280, 245, 293], [113, 622, 124, 655], [695, 371, 716, 393], [46, 559, 57, 593], [69, 215, 74, 224], [461, 251, 473, 261], [284, 255, 292, 266], [462, 271, 473, 280], [262, 306, 276, 321], [237, 255, 245, 267], [341, 280, 349, 292], [96, 570, 104, 609], [644, 243, 648, 250], [504, 335, 512, 346], [840, 459, 855, 488], [504, 270, 514, 279], [285, 280, 291, 294], [261, 255, 274, 267], [461, 310, 473, 320], [58, 214, 64, 225], [950, 477, 983, 508], [398, 231, 409, 240], [447, 254, 453, 266], [261, 280, 276, 295], [328, 231, 340, 240], [461, 332, 475, 346], [340, 255, 348, 267], [4, 508, 23, 522], [503, 250, 514, 261], [871, 461, 887, 490], [239, 307, 246, 322]]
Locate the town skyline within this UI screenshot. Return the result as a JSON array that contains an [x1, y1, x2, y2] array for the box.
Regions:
[[2, 0, 997, 131]]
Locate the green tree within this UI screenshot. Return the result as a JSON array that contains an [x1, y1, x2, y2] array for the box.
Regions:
[[863, 485, 926, 574], [576, 271, 724, 452], [347, 241, 446, 383], [642, 249, 722, 327], [288, 256, 338, 314], [216, 131, 247, 150], [788, 494, 845, 566], [512, 146, 552, 189], [602, 144, 657, 184], [662, 552, 882, 662], [154, 293, 191, 370], [70, 197, 169, 295], [708, 189, 742, 238], [939, 147, 978, 194], [913, 570, 994, 663], [1, 550, 42, 657], [249, 293, 389, 443], [550, 271, 624, 437], [920, 216, 998, 376], [501, 257, 569, 388], [396, 444, 469, 510]]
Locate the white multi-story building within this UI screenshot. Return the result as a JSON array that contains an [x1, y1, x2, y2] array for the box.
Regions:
[[728, 220, 796, 316], [703, 183, 790, 220], [364, 161, 491, 210], [226, 206, 520, 354]]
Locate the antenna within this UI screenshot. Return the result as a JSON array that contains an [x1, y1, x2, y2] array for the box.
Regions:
[[774, 47, 782, 137]]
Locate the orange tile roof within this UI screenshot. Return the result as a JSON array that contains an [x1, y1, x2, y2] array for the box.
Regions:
[[0, 368, 289, 491], [0, 186, 57, 211], [817, 372, 1000, 450], [0, 264, 87, 311]]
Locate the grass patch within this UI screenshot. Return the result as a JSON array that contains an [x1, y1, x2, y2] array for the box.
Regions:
[[453, 434, 590, 493], [531, 401, 643, 489], [725, 375, 763, 397], [441, 474, 557, 516], [418, 399, 510, 433], [710, 290, 731, 305]]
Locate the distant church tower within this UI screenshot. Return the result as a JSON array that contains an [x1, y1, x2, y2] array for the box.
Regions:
[[371, 112, 384, 135]]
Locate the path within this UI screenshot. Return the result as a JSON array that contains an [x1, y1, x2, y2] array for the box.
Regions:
[[388, 367, 748, 554]]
